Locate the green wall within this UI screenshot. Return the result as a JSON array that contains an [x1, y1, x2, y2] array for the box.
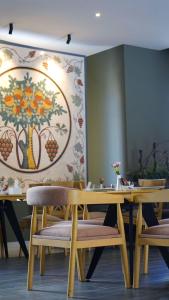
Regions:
[[87, 45, 169, 184], [86, 46, 127, 186], [124, 45, 169, 171]]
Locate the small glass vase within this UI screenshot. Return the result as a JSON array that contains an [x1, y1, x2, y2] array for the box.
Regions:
[[116, 174, 122, 190]]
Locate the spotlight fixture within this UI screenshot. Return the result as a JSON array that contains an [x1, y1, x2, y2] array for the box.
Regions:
[[95, 12, 101, 17], [66, 34, 71, 44], [9, 23, 13, 35]]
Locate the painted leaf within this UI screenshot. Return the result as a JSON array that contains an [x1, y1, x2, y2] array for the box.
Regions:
[[3, 49, 13, 60], [67, 65, 74, 73], [74, 66, 81, 76], [55, 123, 68, 135], [42, 61, 48, 69], [74, 142, 83, 153], [53, 56, 61, 63], [67, 164, 73, 173], [28, 51, 36, 58], [71, 95, 82, 107]]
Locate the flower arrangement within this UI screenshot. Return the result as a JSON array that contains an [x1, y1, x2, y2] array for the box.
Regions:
[[112, 162, 121, 175]]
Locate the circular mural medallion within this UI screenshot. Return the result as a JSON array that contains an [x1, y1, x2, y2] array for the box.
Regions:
[[0, 67, 71, 173]]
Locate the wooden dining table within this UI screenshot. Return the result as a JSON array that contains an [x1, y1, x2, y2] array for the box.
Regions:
[[0, 193, 28, 258], [85, 186, 169, 285]]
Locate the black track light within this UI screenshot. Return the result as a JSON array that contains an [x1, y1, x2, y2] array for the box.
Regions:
[[66, 34, 71, 44], [9, 23, 13, 35]]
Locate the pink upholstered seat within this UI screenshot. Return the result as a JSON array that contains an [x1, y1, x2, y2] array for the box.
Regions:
[[141, 224, 169, 239], [34, 222, 119, 241], [159, 218, 169, 225]]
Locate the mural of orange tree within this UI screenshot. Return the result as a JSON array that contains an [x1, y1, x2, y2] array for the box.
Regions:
[[0, 70, 70, 171]]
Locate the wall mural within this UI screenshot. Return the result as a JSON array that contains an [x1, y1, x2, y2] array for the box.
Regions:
[[0, 44, 86, 182]]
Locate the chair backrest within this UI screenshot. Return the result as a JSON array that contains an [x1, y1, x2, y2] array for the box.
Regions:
[[27, 186, 70, 206], [29, 180, 85, 189], [67, 190, 124, 205], [138, 178, 166, 187]]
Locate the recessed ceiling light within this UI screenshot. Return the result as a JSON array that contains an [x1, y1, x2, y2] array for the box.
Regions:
[[95, 12, 101, 18]]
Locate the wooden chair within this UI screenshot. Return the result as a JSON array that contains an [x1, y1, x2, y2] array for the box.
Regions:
[[123, 178, 166, 274], [18, 180, 84, 256], [138, 179, 166, 219], [27, 186, 130, 297], [137, 178, 167, 274], [133, 189, 169, 288]]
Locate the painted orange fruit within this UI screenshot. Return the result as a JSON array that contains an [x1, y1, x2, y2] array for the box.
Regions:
[[25, 86, 33, 97], [43, 98, 52, 109], [4, 95, 14, 107], [13, 105, 21, 114], [30, 100, 38, 109], [35, 90, 43, 100], [13, 88, 22, 99], [20, 99, 28, 109], [26, 107, 32, 117]]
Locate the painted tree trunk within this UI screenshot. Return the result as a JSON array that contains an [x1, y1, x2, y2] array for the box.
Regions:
[[19, 126, 36, 169], [27, 126, 36, 169]]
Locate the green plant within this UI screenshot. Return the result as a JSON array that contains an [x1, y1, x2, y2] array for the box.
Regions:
[[127, 141, 169, 183]]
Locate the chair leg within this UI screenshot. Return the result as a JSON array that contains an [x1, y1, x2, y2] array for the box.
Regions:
[[133, 244, 142, 288], [76, 249, 85, 282], [64, 248, 69, 256], [40, 246, 46, 276], [67, 245, 76, 298], [143, 245, 149, 274], [27, 244, 35, 290], [0, 226, 4, 258], [120, 244, 131, 288], [47, 246, 52, 255]]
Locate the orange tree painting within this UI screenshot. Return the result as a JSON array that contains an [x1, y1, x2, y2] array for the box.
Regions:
[[0, 67, 71, 172]]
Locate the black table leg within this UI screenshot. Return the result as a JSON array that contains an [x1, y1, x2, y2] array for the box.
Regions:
[[4, 200, 28, 259], [128, 202, 134, 286], [0, 201, 8, 258], [142, 203, 169, 268], [86, 204, 117, 280]]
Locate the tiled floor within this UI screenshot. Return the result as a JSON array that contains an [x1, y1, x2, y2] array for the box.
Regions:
[[0, 247, 169, 299]]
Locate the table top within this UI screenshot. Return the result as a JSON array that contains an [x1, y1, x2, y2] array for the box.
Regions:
[[0, 193, 26, 201], [0, 186, 165, 203], [86, 186, 165, 202]]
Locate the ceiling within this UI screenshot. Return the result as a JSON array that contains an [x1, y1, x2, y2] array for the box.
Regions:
[[0, 0, 169, 56]]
